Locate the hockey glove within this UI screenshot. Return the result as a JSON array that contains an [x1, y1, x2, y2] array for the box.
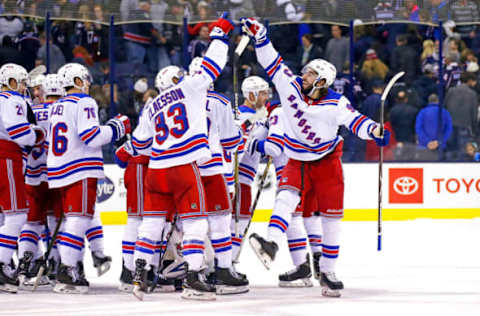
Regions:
[[370, 126, 391, 147], [107, 114, 131, 142], [240, 17, 268, 46], [210, 12, 235, 43]]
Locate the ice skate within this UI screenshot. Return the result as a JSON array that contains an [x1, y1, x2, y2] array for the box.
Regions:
[[153, 274, 176, 293], [0, 262, 19, 293], [320, 271, 344, 297], [17, 251, 34, 287], [23, 257, 51, 288], [249, 233, 278, 270], [215, 267, 249, 295], [53, 264, 89, 294], [132, 259, 148, 301], [92, 251, 112, 277], [181, 270, 216, 301], [278, 254, 313, 288], [313, 252, 321, 280], [119, 263, 134, 293]]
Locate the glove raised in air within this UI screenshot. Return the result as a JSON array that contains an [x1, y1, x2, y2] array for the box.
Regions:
[[240, 17, 268, 46], [209, 12, 235, 43]]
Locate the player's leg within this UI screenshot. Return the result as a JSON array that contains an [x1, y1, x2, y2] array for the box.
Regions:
[[249, 159, 303, 269], [313, 151, 345, 297], [120, 215, 141, 292], [86, 211, 112, 277], [0, 158, 28, 293], [175, 163, 215, 301], [230, 183, 251, 262], [54, 178, 97, 294], [278, 212, 312, 287], [304, 214, 323, 280], [131, 168, 168, 300], [204, 174, 248, 294]]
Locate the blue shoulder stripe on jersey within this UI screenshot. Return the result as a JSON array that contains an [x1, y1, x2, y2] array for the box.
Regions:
[[290, 81, 303, 100], [207, 92, 230, 106], [238, 105, 256, 114]]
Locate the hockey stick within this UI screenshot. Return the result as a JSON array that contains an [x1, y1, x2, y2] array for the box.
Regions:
[[149, 216, 177, 293], [33, 212, 64, 291], [377, 71, 404, 251], [233, 158, 271, 263], [232, 34, 250, 239]]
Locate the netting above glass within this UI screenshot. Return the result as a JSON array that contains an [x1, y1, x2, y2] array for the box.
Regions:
[[2, 0, 480, 26]]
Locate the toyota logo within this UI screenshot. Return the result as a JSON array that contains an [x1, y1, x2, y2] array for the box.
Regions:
[[393, 176, 418, 195]]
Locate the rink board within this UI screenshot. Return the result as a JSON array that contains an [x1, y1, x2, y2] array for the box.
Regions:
[[97, 163, 480, 225]]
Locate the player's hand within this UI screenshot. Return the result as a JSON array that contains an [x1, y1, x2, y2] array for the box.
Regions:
[[370, 125, 390, 147], [210, 12, 235, 42], [246, 136, 265, 156], [240, 17, 268, 45], [107, 114, 131, 142], [114, 143, 131, 168], [32, 125, 46, 146]]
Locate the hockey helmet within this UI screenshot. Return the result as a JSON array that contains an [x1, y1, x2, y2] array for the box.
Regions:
[[155, 65, 184, 92], [241, 76, 270, 103], [301, 58, 336, 95], [0, 63, 29, 92], [43, 74, 65, 97], [57, 63, 92, 92]]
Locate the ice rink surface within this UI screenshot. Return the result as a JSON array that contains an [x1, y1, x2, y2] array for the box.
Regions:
[[2, 219, 480, 316]]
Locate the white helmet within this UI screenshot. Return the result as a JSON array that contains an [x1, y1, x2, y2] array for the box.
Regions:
[[241, 76, 269, 102], [0, 63, 28, 92], [155, 66, 184, 92], [188, 57, 203, 75], [28, 74, 45, 88], [301, 59, 336, 96], [57, 63, 92, 92], [43, 74, 64, 97]]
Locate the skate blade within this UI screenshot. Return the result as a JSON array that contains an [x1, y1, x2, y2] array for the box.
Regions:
[[152, 284, 176, 293], [181, 288, 216, 301], [279, 278, 313, 288], [23, 276, 51, 288], [118, 282, 133, 293], [216, 285, 249, 295], [53, 283, 88, 294], [132, 284, 145, 301], [248, 237, 272, 270], [0, 283, 18, 293], [321, 286, 341, 297], [96, 262, 111, 277]]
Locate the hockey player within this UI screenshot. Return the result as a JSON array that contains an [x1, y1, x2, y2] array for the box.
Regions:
[[115, 127, 150, 292], [230, 76, 270, 263], [247, 101, 324, 288], [130, 13, 234, 301], [0, 63, 46, 293], [241, 18, 390, 297], [17, 74, 64, 287], [48, 63, 131, 294], [188, 57, 247, 294]]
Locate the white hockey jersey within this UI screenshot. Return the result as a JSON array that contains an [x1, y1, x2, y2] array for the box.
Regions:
[[198, 91, 242, 177], [0, 91, 36, 160], [131, 39, 229, 169], [237, 105, 262, 187], [256, 41, 378, 161], [264, 106, 288, 183], [47, 93, 113, 188], [25, 102, 52, 185]]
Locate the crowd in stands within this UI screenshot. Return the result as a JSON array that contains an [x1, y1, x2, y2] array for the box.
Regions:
[[0, 0, 480, 162]]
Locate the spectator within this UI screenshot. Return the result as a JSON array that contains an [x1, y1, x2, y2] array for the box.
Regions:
[[151, 1, 170, 69], [333, 62, 365, 108], [460, 141, 480, 161], [390, 34, 419, 84], [420, 39, 440, 78], [444, 71, 479, 158], [0, 35, 26, 67], [187, 1, 213, 36], [296, 33, 323, 71], [415, 93, 453, 160], [51, 21, 74, 62], [390, 90, 419, 160], [443, 38, 462, 64], [360, 48, 389, 85], [362, 80, 384, 121], [324, 25, 349, 73], [188, 24, 210, 59], [0, 15, 24, 42], [36, 32, 66, 73], [429, 0, 450, 23], [120, 0, 139, 21], [123, 0, 162, 72], [413, 64, 437, 107], [229, 0, 255, 21], [450, 0, 479, 40], [17, 20, 41, 71], [405, 0, 420, 22], [443, 52, 462, 90]]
